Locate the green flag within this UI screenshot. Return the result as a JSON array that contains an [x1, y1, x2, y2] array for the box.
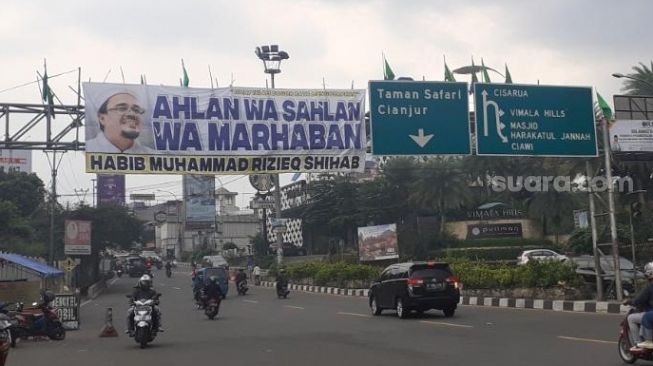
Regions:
[[597, 92, 613, 120], [444, 59, 456, 82], [383, 57, 395, 80], [182, 59, 189, 87], [41, 62, 55, 118], [481, 58, 491, 83], [505, 64, 513, 84]]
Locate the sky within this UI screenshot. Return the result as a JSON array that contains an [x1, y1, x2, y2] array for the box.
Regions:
[[1, 0, 651, 208]]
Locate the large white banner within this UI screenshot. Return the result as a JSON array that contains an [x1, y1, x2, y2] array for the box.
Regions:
[[83, 83, 366, 174], [609, 120, 653, 152]]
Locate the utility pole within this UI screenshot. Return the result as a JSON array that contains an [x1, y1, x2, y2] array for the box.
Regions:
[[602, 117, 623, 301], [91, 178, 97, 207], [586, 161, 604, 300], [45, 150, 64, 265]]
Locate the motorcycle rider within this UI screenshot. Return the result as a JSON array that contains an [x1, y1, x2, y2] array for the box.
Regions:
[[202, 276, 224, 308], [276, 268, 289, 295], [165, 260, 172, 275], [236, 268, 247, 290], [624, 262, 653, 350], [126, 275, 163, 335]]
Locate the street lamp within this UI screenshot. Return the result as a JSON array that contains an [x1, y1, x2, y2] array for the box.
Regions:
[[156, 189, 184, 259], [255, 44, 290, 266], [612, 73, 653, 91]]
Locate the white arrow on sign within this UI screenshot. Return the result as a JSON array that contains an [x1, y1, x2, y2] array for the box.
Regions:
[[409, 129, 434, 148]]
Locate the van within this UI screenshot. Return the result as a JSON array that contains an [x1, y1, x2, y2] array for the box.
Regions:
[[201, 255, 229, 269]]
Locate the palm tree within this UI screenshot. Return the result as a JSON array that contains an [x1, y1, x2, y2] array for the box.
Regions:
[[409, 157, 471, 234], [620, 61, 653, 95]]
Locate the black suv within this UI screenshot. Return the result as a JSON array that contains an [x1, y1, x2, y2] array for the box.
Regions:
[[369, 261, 461, 318]]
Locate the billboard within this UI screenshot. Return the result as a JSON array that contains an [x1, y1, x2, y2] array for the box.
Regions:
[[357, 223, 399, 261], [466, 223, 523, 239], [83, 83, 366, 175], [0, 149, 31, 173], [183, 175, 215, 229], [64, 220, 92, 255], [96, 174, 125, 205], [609, 120, 653, 152]]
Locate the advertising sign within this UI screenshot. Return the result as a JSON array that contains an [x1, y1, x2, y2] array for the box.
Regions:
[[183, 175, 215, 229], [64, 220, 92, 255], [609, 120, 653, 152], [83, 83, 366, 174], [357, 223, 399, 261], [474, 83, 597, 156], [53, 293, 80, 330], [466, 223, 523, 239], [0, 149, 31, 173], [369, 81, 470, 155], [97, 174, 125, 205]]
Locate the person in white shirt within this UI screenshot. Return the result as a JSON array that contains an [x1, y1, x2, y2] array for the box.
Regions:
[[86, 92, 153, 154], [253, 265, 261, 285]]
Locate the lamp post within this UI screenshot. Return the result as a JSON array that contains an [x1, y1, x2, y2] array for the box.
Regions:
[[156, 189, 183, 259], [255, 44, 289, 266], [612, 73, 653, 91]]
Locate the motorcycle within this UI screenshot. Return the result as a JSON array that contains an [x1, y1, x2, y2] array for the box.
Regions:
[[277, 283, 289, 299], [203, 296, 220, 320], [165, 267, 172, 278], [0, 313, 11, 366], [116, 267, 124, 278], [11, 301, 65, 342], [619, 307, 653, 363], [127, 294, 160, 349], [237, 280, 249, 295]]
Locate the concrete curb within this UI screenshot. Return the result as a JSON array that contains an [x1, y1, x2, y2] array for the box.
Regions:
[[258, 281, 626, 315]]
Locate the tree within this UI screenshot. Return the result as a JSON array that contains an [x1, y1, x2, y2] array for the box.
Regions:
[[620, 61, 653, 95], [409, 157, 471, 234]]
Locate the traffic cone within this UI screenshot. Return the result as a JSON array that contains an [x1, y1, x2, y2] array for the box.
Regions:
[[99, 307, 118, 337]]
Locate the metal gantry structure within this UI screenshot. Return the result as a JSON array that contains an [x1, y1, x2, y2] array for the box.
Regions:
[[0, 101, 85, 264]]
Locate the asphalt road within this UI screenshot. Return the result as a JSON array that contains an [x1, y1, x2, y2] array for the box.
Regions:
[[10, 268, 626, 366]]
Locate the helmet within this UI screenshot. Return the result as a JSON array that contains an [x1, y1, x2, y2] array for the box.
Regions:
[[645, 262, 653, 279], [279, 268, 286, 273], [41, 290, 55, 304], [209, 276, 218, 284], [138, 274, 152, 289]]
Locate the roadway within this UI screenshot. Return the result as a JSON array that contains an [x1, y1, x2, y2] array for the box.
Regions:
[[10, 267, 624, 366]]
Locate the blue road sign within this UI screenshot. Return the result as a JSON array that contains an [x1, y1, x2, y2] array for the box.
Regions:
[[369, 81, 470, 155], [474, 83, 597, 156]]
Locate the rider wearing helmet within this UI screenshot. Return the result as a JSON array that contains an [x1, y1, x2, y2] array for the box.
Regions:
[[275, 268, 288, 292], [202, 276, 224, 307], [126, 275, 163, 335], [624, 262, 653, 350]]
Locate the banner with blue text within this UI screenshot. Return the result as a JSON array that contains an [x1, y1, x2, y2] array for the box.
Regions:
[[83, 83, 366, 174]]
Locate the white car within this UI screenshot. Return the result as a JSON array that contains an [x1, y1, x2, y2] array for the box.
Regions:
[[517, 249, 569, 265]]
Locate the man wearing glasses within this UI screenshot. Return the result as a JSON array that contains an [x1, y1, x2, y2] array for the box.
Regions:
[[86, 92, 153, 153]]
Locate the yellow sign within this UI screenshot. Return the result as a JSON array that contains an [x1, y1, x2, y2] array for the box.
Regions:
[[62, 257, 78, 272]]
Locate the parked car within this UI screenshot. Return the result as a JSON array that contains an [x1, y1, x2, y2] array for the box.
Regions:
[[201, 255, 229, 269], [517, 249, 569, 265], [570, 255, 643, 296], [368, 261, 461, 319]]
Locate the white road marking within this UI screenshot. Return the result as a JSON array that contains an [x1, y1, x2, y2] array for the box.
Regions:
[[419, 320, 473, 328], [284, 305, 304, 310], [173, 287, 182, 290], [109, 278, 119, 285], [243, 300, 259, 304], [337, 312, 371, 318], [81, 300, 92, 307], [557, 336, 616, 345]]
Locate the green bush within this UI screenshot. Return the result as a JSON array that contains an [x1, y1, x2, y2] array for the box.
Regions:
[[445, 238, 554, 249], [285, 262, 381, 287], [448, 258, 581, 289]]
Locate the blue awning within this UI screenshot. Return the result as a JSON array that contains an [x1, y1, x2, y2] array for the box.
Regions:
[[0, 253, 65, 278]]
